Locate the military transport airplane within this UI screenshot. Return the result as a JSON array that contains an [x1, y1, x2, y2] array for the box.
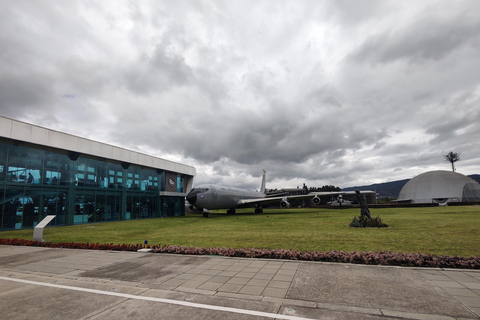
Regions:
[[186, 171, 348, 217]]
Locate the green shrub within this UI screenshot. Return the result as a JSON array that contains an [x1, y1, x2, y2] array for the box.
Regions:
[[349, 215, 388, 228]]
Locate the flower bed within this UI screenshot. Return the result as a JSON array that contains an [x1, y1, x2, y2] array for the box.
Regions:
[[1, 238, 479, 269], [0, 238, 143, 251]]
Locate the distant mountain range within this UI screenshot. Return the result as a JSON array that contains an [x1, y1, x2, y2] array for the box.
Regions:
[[342, 174, 480, 199]]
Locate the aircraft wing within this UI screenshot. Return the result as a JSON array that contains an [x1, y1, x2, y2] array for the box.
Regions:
[[236, 191, 375, 208], [311, 190, 376, 196], [236, 194, 314, 207]]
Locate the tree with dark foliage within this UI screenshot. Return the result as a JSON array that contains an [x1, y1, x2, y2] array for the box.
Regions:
[[444, 151, 461, 172]]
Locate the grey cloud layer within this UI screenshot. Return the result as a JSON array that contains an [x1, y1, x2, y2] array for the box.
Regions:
[[1, 0, 479, 189]]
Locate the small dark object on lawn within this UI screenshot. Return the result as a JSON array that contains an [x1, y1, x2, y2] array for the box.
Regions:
[[355, 190, 372, 219]]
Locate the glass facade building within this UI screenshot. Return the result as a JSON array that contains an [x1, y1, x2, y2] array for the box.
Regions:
[[0, 117, 195, 230]]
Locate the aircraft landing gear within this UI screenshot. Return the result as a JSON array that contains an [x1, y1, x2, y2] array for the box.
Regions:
[[226, 209, 236, 215], [203, 212, 210, 218], [255, 208, 263, 214]]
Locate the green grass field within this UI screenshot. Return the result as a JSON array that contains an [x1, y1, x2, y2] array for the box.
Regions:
[[2, 206, 480, 257]]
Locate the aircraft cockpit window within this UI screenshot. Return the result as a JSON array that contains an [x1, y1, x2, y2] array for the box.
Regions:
[[195, 188, 209, 193]]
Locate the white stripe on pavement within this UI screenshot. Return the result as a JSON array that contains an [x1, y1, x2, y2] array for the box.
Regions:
[[0, 276, 316, 320]]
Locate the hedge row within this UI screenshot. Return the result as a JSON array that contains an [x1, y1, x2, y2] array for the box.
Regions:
[[153, 245, 480, 269], [0, 238, 143, 251], [1, 238, 479, 269]]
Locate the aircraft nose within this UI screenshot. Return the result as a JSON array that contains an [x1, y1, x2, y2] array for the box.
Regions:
[[186, 190, 198, 205]]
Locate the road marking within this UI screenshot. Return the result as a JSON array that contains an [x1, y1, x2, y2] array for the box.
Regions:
[[0, 276, 315, 320]]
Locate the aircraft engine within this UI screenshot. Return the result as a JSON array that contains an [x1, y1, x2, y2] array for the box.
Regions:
[[186, 204, 204, 213], [279, 198, 290, 208], [312, 196, 321, 205]]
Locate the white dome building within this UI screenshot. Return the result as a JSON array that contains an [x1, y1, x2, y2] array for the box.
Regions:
[[397, 170, 480, 204]]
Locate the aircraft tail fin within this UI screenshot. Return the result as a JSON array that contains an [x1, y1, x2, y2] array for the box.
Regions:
[[260, 170, 266, 194]]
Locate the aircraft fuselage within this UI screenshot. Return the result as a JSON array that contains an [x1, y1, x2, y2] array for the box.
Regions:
[[186, 184, 265, 210]]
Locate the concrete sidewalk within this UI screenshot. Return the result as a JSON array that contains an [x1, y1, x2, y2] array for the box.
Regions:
[[0, 245, 479, 319]]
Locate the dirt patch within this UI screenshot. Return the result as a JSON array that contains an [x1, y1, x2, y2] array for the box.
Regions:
[[81, 255, 211, 283], [0, 248, 70, 267]]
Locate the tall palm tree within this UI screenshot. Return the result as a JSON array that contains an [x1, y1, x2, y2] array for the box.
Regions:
[[444, 151, 461, 172]]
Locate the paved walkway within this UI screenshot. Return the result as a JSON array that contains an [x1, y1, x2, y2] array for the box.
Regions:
[[0, 245, 479, 319]]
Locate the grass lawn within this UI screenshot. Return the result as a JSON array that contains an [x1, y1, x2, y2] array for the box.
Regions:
[[1, 206, 479, 257]]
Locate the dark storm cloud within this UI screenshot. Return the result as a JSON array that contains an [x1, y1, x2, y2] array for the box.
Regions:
[[350, 3, 480, 65], [423, 89, 480, 149], [125, 43, 193, 94], [0, 73, 55, 114]]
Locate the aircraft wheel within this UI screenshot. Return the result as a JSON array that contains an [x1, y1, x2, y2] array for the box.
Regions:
[[203, 212, 210, 218], [255, 208, 263, 214]]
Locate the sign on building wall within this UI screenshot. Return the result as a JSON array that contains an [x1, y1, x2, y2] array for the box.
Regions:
[[165, 172, 178, 192]]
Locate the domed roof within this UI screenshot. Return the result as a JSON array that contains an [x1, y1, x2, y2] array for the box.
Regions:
[[397, 170, 480, 203]]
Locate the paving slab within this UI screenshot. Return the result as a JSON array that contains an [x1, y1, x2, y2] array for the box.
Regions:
[[279, 304, 387, 320], [287, 262, 477, 318], [0, 278, 125, 320]]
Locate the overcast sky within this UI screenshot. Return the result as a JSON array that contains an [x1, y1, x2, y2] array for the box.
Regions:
[[1, 1, 479, 190]]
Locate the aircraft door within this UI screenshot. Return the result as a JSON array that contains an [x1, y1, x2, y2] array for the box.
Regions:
[[211, 186, 217, 198]]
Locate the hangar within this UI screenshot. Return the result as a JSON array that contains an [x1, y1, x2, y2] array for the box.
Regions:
[[397, 170, 480, 204], [0, 116, 196, 230]]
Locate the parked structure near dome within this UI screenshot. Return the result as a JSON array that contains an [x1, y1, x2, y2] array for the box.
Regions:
[[397, 170, 480, 204]]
